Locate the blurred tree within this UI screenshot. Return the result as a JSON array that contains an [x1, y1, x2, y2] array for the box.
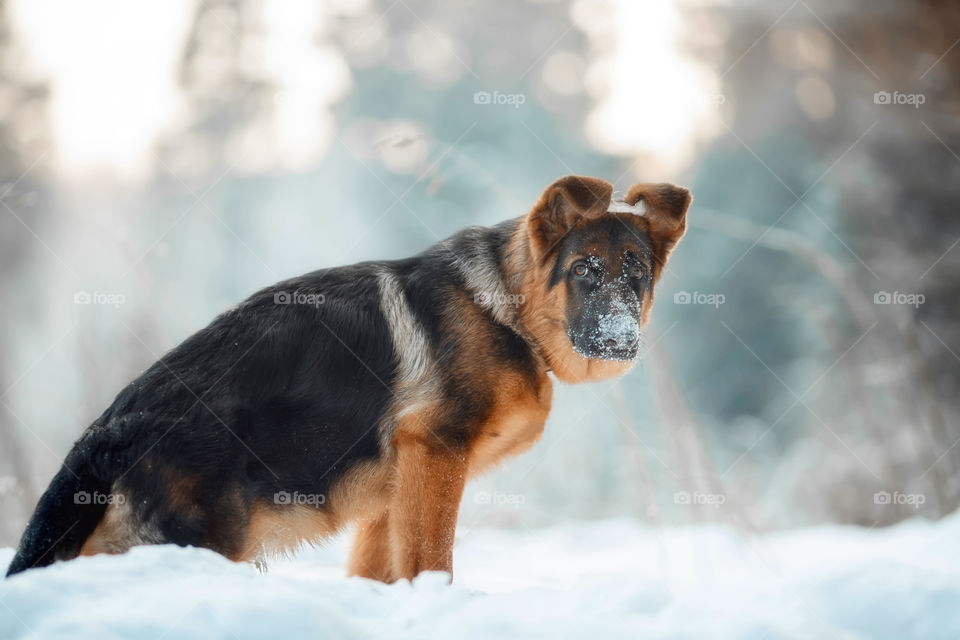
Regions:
[[689, 0, 960, 525], [160, 0, 272, 178], [0, 3, 51, 544]]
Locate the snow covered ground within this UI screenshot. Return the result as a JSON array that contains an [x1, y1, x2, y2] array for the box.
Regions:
[[2, 513, 960, 639]]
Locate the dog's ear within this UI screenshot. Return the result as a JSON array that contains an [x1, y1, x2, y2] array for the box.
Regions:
[[624, 182, 692, 265], [527, 175, 613, 260]]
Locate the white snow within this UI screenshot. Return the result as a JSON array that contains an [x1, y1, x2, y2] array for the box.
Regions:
[[3, 514, 960, 639], [607, 200, 647, 215]]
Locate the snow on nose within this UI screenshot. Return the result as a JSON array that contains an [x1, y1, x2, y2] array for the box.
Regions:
[[598, 312, 639, 350]]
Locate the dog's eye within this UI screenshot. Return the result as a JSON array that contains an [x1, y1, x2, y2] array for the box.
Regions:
[[629, 264, 646, 279], [572, 262, 589, 278]]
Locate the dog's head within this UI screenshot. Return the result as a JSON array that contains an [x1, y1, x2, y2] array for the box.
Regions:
[[516, 175, 691, 382]]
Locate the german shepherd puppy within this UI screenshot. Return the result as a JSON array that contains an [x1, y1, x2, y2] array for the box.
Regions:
[[6, 175, 690, 582]]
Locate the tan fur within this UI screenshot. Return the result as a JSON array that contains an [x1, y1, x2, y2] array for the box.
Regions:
[[235, 458, 394, 562], [505, 218, 631, 383], [624, 182, 691, 269], [237, 503, 337, 563], [388, 428, 467, 581], [347, 306, 555, 582], [526, 175, 614, 260], [80, 492, 162, 556], [348, 510, 394, 581], [468, 369, 553, 476]]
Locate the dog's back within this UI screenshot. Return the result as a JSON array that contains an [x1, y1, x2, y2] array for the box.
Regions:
[[7, 263, 401, 574]]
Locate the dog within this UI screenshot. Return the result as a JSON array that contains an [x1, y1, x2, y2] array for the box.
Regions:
[[5, 175, 691, 582]]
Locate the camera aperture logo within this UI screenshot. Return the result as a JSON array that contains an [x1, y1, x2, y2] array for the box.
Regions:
[[873, 290, 924, 308], [473, 90, 526, 109], [274, 290, 326, 308], [873, 90, 925, 108], [673, 290, 725, 308], [273, 491, 326, 506]]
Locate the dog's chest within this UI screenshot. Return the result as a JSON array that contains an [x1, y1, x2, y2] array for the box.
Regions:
[[467, 372, 553, 476]]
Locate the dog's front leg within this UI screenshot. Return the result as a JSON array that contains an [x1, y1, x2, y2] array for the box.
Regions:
[[348, 510, 395, 582], [389, 435, 467, 582]]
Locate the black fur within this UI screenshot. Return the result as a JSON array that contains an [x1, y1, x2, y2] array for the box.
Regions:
[[554, 216, 654, 360], [6, 222, 541, 576]]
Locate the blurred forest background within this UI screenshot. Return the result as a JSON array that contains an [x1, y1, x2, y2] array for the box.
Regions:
[[0, 0, 958, 547]]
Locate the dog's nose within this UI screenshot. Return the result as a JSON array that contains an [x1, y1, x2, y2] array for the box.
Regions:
[[597, 314, 640, 353], [604, 334, 638, 350]]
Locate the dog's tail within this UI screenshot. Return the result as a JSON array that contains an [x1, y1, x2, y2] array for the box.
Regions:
[[5, 438, 113, 577]]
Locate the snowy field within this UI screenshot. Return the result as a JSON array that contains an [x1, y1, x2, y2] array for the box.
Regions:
[[2, 514, 960, 639]]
